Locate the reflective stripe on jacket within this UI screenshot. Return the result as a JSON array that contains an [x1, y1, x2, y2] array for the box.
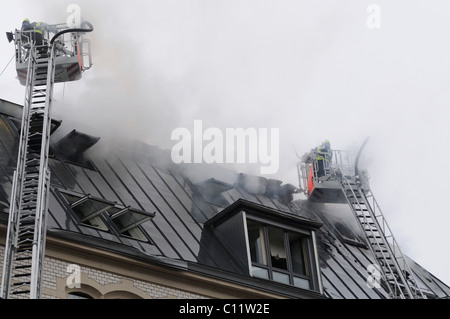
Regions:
[[317, 148, 331, 161], [33, 22, 43, 34]]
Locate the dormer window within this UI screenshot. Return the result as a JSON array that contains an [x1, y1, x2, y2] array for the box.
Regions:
[[205, 199, 323, 295]]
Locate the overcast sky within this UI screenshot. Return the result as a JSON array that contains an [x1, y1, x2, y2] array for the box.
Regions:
[[1, 0, 449, 288]]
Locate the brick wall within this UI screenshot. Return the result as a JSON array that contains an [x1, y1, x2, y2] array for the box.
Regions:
[[0, 245, 208, 299]]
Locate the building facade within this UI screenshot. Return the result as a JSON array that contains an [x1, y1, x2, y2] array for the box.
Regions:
[[0, 98, 449, 299]]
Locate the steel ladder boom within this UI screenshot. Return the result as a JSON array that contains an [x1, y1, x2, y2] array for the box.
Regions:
[[340, 175, 425, 299], [1, 43, 55, 299]]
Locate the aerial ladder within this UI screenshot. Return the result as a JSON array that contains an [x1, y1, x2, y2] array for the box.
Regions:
[[1, 21, 93, 299], [297, 139, 425, 299]]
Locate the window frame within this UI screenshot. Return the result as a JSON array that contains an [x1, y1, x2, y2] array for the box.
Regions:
[[245, 216, 321, 292], [57, 189, 154, 243]]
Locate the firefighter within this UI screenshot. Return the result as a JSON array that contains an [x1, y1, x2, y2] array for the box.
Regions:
[[316, 140, 332, 178], [20, 18, 34, 43], [31, 22, 45, 51], [20, 19, 49, 53]]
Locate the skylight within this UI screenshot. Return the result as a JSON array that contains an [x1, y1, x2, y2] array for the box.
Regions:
[[60, 191, 155, 241], [106, 206, 154, 233]]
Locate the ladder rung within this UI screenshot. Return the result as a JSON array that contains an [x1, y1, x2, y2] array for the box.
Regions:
[[23, 170, 39, 176], [29, 120, 44, 126], [11, 290, 31, 296], [18, 233, 34, 240], [20, 215, 36, 224], [26, 158, 41, 166], [18, 235, 34, 242], [22, 191, 38, 197], [13, 272, 31, 278], [22, 202, 37, 208], [20, 213, 36, 219], [19, 222, 36, 229], [24, 172, 39, 180], [30, 109, 45, 114], [12, 281, 31, 287], [24, 167, 39, 174], [26, 152, 40, 159], [14, 264, 32, 270], [24, 174, 39, 180], [32, 94, 46, 99], [20, 220, 34, 230], [22, 193, 38, 200], [16, 248, 33, 254], [18, 228, 35, 235], [24, 178, 39, 187], [27, 142, 42, 148], [30, 120, 44, 129], [31, 97, 47, 102], [23, 186, 39, 192], [27, 136, 42, 143], [20, 210, 36, 216], [22, 190, 38, 197], [17, 240, 33, 247], [15, 256, 33, 261], [19, 223, 35, 230]]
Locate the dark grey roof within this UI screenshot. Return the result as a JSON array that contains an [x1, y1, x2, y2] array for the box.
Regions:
[[1, 99, 449, 299]]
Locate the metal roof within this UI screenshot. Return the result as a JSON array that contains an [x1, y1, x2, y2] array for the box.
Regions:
[[0, 100, 449, 299]]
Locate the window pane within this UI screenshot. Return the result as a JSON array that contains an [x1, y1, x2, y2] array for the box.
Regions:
[[68, 292, 93, 299], [247, 220, 266, 265], [74, 200, 107, 220], [294, 276, 310, 290], [267, 226, 287, 270], [111, 210, 152, 233], [289, 232, 308, 276], [252, 266, 269, 279], [64, 194, 114, 222], [273, 271, 290, 285], [84, 215, 108, 231]]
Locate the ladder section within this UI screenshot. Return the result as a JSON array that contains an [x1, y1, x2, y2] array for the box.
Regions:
[[340, 176, 425, 299], [1, 44, 55, 299]]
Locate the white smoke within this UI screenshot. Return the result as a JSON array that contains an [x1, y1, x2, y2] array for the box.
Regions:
[[2, 0, 450, 286]]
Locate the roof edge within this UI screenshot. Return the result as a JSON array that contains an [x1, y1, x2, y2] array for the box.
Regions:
[[0, 98, 23, 118], [205, 198, 323, 229]]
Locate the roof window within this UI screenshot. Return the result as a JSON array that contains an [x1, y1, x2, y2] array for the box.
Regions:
[[60, 190, 155, 241]]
